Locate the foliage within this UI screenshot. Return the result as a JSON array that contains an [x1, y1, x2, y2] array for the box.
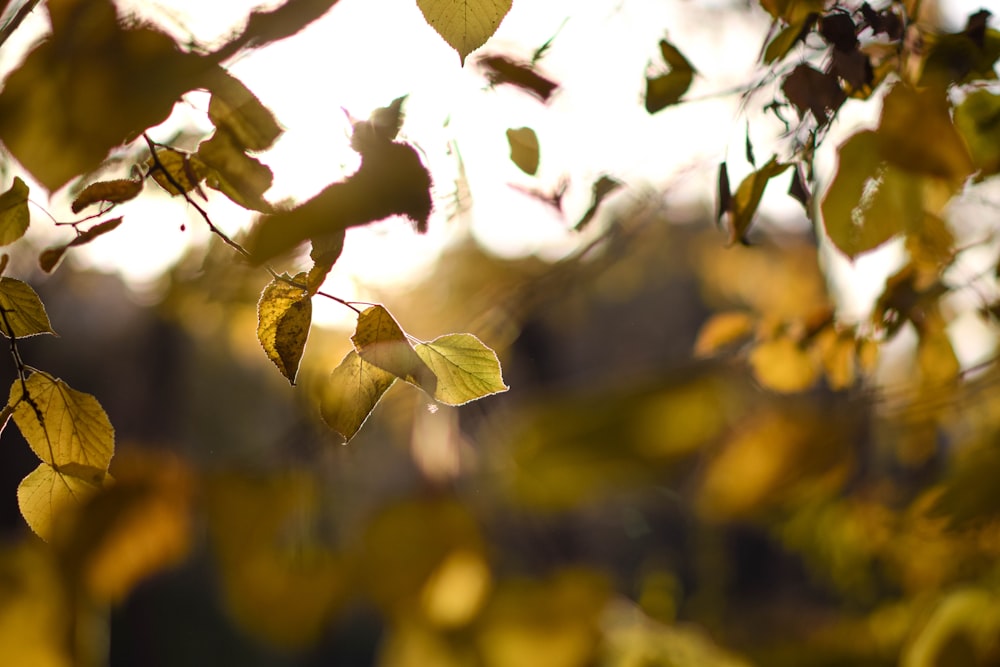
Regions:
[[0, 0, 999, 666]]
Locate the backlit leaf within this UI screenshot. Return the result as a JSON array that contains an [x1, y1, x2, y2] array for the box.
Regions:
[[17, 462, 104, 542], [730, 157, 791, 243], [197, 130, 275, 213], [71, 179, 143, 214], [9, 373, 115, 471], [506, 127, 539, 175], [352, 305, 437, 394], [0, 278, 56, 337], [257, 274, 312, 385], [645, 39, 696, 113], [39, 217, 124, 273], [320, 350, 396, 442], [575, 175, 623, 231], [417, 0, 512, 65], [694, 312, 755, 357], [148, 147, 207, 197], [0, 177, 29, 246], [206, 70, 282, 152], [414, 333, 508, 406], [749, 336, 820, 393]]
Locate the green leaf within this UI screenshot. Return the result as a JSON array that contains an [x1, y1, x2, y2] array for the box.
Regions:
[[257, 274, 312, 385], [18, 462, 105, 542], [197, 131, 275, 213], [320, 350, 396, 442], [352, 305, 437, 394], [954, 89, 1000, 179], [763, 15, 813, 64], [417, 0, 512, 65], [39, 217, 124, 273], [820, 131, 917, 259], [645, 39, 696, 113], [506, 127, 539, 175], [729, 157, 791, 243], [414, 333, 508, 406], [10, 373, 115, 471], [71, 179, 143, 213], [206, 70, 283, 152], [0, 278, 56, 337], [0, 177, 29, 246]]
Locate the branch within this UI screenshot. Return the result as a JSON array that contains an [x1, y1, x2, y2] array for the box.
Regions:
[[0, 0, 41, 52]]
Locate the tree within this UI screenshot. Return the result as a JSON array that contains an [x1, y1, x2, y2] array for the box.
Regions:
[[0, 0, 999, 665]]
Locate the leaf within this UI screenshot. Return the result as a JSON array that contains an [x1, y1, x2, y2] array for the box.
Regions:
[[0, 278, 56, 337], [575, 175, 623, 231], [759, 0, 825, 24], [206, 70, 282, 152], [9, 373, 115, 471], [506, 127, 539, 175], [17, 462, 104, 542], [0, 177, 29, 246], [257, 274, 312, 385], [197, 131, 275, 213], [352, 305, 437, 394], [414, 333, 508, 405], [820, 131, 918, 259], [477, 54, 559, 102], [694, 312, 755, 357], [781, 64, 846, 123], [954, 89, 1000, 179], [417, 0, 512, 65], [350, 96, 408, 151], [645, 39, 696, 113], [749, 337, 820, 393], [148, 147, 207, 197], [716, 162, 732, 223], [763, 15, 815, 64], [320, 350, 396, 442], [39, 217, 124, 273], [729, 157, 791, 243], [71, 179, 143, 214]]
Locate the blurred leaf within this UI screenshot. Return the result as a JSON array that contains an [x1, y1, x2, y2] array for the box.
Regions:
[[759, 0, 825, 24], [351, 96, 407, 150], [257, 273, 312, 384], [197, 130, 274, 212], [148, 147, 207, 197], [206, 70, 282, 152], [10, 373, 115, 471], [417, 0, 512, 65], [506, 127, 539, 175], [816, 327, 857, 390], [352, 305, 437, 394], [0, 542, 71, 667], [782, 63, 845, 122], [919, 21, 1000, 88], [0, 278, 55, 337], [694, 311, 755, 357], [320, 349, 396, 442], [39, 217, 123, 273], [902, 589, 1000, 667], [917, 322, 959, 385], [716, 162, 732, 223], [306, 231, 345, 294], [575, 175, 623, 231], [414, 333, 508, 406], [477, 54, 559, 102], [0, 177, 29, 246], [763, 15, 815, 63], [70, 179, 142, 214], [729, 157, 791, 243], [645, 39, 696, 113], [749, 336, 820, 393], [955, 89, 1000, 179], [788, 166, 810, 209], [17, 462, 104, 542], [819, 12, 858, 52]]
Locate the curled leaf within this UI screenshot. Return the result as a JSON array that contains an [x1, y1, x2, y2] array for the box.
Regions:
[[257, 274, 312, 385], [71, 179, 143, 213]]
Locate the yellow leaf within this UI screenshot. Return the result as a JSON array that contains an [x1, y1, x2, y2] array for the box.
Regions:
[[694, 311, 755, 357], [0, 278, 56, 337], [206, 70, 282, 152], [320, 350, 396, 442], [0, 177, 29, 246], [9, 373, 115, 471], [417, 0, 512, 65], [148, 147, 207, 196], [256, 273, 312, 385], [506, 127, 539, 175], [645, 39, 696, 113], [748, 336, 820, 393], [954, 89, 1000, 179], [17, 462, 104, 542], [415, 333, 508, 406], [70, 179, 143, 213], [0, 542, 72, 667], [917, 325, 959, 385], [816, 327, 857, 390], [197, 129, 275, 213], [730, 157, 791, 243], [352, 305, 437, 394]]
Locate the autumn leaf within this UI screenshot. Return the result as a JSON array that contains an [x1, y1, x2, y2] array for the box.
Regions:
[[17, 462, 105, 542], [206, 70, 283, 152], [148, 147, 208, 197], [953, 89, 1000, 180], [71, 179, 143, 214], [39, 217, 124, 273], [0, 177, 29, 246], [417, 0, 512, 65], [9, 373, 115, 472], [729, 157, 791, 243], [0, 278, 56, 337], [197, 130, 275, 213], [645, 39, 696, 113], [477, 54, 559, 102], [414, 334, 508, 405], [782, 63, 845, 122], [320, 350, 396, 442], [763, 15, 815, 64], [694, 312, 756, 357], [506, 127, 539, 175], [257, 274, 312, 385], [749, 337, 820, 393], [352, 305, 437, 395]]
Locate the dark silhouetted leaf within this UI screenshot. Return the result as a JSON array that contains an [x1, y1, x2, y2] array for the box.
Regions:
[[0, 278, 56, 337], [831, 48, 872, 92], [39, 217, 124, 273], [506, 127, 540, 175], [257, 273, 312, 384], [212, 0, 343, 61], [788, 167, 811, 210], [819, 12, 857, 52], [148, 147, 208, 197], [645, 39, 696, 113], [575, 175, 623, 231], [206, 70, 282, 152], [350, 96, 408, 153], [10, 372, 115, 471], [197, 131, 275, 213], [717, 162, 732, 223], [352, 305, 437, 395], [782, 64, 846, 122], [71, 179, 143, 214], [417, 0, 512, 65], [729, 157, 791, 243], [0, 177, 29, 246], [745, 126, 756, 167], [321, 350, 396, 442], [414, 334, 508, 405], [477, 54, 559, 102]]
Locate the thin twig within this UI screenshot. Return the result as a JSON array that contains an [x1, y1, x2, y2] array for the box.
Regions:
[[0, 0, 41, 52]]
